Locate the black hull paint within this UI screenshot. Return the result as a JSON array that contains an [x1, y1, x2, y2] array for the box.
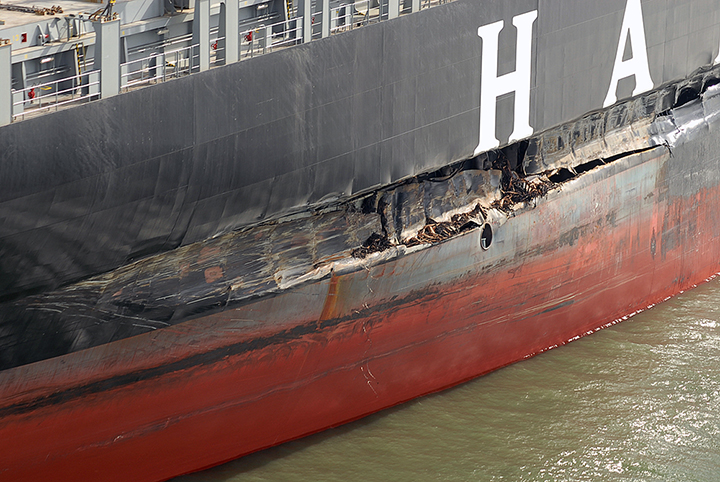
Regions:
[[1, 0, 719, 299]]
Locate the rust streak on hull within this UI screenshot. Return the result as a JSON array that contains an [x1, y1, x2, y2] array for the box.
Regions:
[[319, 275, 340, 322]]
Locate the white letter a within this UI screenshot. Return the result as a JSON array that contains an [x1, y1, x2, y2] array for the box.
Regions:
[[603, 0, 654, 107]]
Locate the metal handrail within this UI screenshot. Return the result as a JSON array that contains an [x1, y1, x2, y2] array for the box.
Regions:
[[421, 0, 450, 8], [210, 36, 226, 66], [11, 70, 100, 119], [6, 0, 456, 123], [329, 0, 374, 33], [126, 33, 194, 57], [240, 17, 303, 58], [267, 18, 303, 50], [121, 44, 199, 88]]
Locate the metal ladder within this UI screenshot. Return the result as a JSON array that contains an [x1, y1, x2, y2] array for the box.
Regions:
[[74, 42, 87, 74], [285, 0, 294, 18], [73, 42, 87, 95]]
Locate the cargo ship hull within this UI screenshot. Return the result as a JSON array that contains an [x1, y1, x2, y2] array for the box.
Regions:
[[2, 0, 720, 480], [4, 98, 720, 479]]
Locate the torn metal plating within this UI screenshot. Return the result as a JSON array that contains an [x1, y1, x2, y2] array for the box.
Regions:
[[523, 66, 720, 175], [351, 64, 720, 258], [2, 65, 720, 370]]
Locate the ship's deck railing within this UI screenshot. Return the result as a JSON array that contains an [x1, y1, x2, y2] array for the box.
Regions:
[[121, 44, 200, 89], [126, 33, 194, 59], [240, 17, 303, 58], [324, 0, 374, 35], [11, 70, 101, 121], [210, 35, 226, 67], [3, 0, 455, 123], [421, 0, 450, 8], [321, 0, 450, 34]]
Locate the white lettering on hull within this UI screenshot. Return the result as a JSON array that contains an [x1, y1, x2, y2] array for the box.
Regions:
[[474, 10, 538, 156], [603, 0, 654, 107]]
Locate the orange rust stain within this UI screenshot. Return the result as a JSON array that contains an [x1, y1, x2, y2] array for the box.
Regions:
[[198, 247, 221, 265], [319, 275, 340, 321], [204, 266, 224, 284]]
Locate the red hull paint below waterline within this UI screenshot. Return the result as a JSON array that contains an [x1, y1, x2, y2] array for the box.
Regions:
[[3, 131, 720, 481]]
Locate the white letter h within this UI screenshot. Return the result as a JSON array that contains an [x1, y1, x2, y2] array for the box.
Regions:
[[474, 10, 537, 156]]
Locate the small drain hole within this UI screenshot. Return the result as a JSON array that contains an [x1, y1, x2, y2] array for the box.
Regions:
[[480, 223, 493, 250]]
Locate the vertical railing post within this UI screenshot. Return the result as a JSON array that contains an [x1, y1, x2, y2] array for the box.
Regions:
[[92, 18, 121, 98], [0, 40, 11, 126], [411, 0, 420, 12], [299, 0, 311, 43], [89, 70, 100, 98], [192, 0, 210, 71], [321, 0, 330, 38], [218, 2, 227, 64], [388, 0, 399, 19], [158, 52, 166, 81], [224, 0, 239, 64]]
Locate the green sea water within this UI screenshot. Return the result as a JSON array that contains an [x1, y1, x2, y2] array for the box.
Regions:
[[175, 277, 720, 481]]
